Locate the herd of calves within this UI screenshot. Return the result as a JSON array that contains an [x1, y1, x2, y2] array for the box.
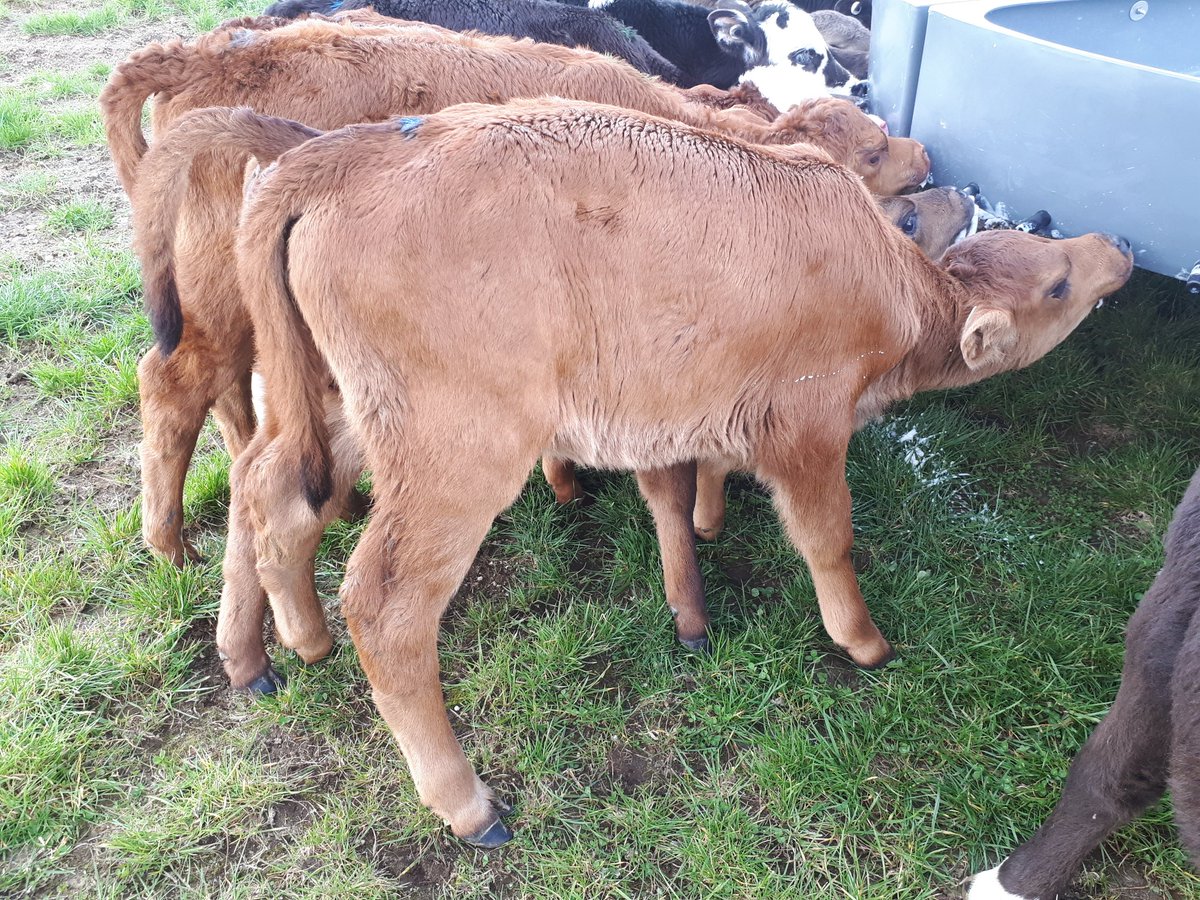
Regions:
[[94, 1, 1200, 896]]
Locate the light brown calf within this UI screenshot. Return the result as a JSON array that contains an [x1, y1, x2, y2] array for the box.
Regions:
[[104, 17, 929, 566], [230, 100, 1131, 846], [130, 107, 948, 684]]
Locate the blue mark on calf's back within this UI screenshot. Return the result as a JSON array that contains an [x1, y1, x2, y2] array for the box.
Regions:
[[394, 116, 423, 138]]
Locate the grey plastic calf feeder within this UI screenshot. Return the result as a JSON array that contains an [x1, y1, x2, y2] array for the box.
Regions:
[[870, 0, 1199, 286]]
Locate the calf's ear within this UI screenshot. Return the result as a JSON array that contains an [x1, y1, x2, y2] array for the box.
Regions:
[[709, 9, 758, 60], [960, 306, 1017, 371]]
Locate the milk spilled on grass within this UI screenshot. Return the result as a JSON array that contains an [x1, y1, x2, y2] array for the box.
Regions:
[[874, 415, 999, 525]]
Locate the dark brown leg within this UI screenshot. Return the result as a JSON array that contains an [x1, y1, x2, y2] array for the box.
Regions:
[[1169, 608, 1200, 865], [972, 578, 1192, 898], [636, 461, 710, 651], [972, 470, 1200, 899]]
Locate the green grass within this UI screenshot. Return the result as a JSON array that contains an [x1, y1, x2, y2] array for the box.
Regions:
[[24, 3, 127, 36], [45, 199, 115, 234], [0, 90, 42, 149], [3, 259, 1195, 898], [18, 0, 265, 36]]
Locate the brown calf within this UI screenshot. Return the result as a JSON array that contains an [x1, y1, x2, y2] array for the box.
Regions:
[[103, 17, 928, 566], [229, 100, 1131, 846], [131, 107, 954, 683], [969, 464, 1200, 899]]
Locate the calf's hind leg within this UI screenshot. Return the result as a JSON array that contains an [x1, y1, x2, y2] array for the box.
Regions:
[[211, 366, 256, 460], [217, 411, 360, 690], [341, 438, 537, 847], [139, 330, 255, 566], [138, 345, 213, 566], [636, 462, 711, 651]]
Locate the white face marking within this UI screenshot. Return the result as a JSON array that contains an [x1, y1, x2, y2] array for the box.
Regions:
[[742, 9, 865, 108], [760, 10, 827, 66], [967, 864, 1037, 900], [739, 63, 829, 111], [588, 0, 615, 7]]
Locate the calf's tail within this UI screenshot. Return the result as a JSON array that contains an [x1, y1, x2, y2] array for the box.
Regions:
[[100, 39, 205, 196], [132, 106, 322, 356], [235, 148, 336, 512]]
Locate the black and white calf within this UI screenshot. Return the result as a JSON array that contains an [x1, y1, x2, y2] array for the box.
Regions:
[[970, 464, 1200, 898], [260, 0, 682, 82], [738, 2, 864, 111]]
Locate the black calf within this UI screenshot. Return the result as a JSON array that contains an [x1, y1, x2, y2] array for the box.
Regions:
[[262, 0, 682, 82]]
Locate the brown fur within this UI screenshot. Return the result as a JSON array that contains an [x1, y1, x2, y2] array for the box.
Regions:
[[877, 187, 975, 261], [227, 100, 1132, 842], [103, 17, 929, 565], [680, 81, 782, 119], [551, 184, 977, 544]]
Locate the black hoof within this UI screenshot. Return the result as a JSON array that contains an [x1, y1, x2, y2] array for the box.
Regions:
[[856, 647, 897, 671], [680, 635, 711, 654], [247, 665, 286, 695], [463, 817, 513, 849]]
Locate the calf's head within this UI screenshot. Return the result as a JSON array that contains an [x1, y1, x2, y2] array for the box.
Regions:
[[708, 7, 770, 68], [943, 230, 1134, 377], [772, 97, 931, 195], [878, 186, 975, 259]]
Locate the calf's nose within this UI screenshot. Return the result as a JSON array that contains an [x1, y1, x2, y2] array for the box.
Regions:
[[789, 48, 823, 72]]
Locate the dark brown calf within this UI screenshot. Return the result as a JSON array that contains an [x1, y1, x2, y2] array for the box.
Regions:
[[969, 464, 1200, 899]]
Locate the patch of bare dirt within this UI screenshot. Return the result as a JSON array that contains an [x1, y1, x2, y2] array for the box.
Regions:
[[0, 8, 201, 268]]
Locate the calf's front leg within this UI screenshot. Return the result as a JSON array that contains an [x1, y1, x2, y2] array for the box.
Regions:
[[1171, 611, 1200, 864], [542, 455, 584, 505], [762, 444, 893, 668]]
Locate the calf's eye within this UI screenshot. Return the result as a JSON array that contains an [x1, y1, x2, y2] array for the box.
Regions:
[[868, 154, 881, 166], [900, 211, 918, 236], [1049, 278, 1069, 300]]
